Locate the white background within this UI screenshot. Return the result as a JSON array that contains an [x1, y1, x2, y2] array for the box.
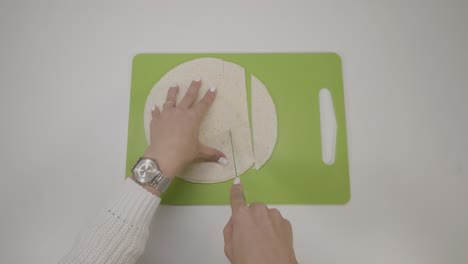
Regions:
[[1, 1, 467, 263]]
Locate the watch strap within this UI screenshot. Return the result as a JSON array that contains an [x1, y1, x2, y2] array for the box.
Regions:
[[149, 172, 172, 193], [150, 173, 172, 193]]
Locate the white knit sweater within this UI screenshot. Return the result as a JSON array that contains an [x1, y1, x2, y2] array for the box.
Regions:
[[59, 179, 161, 264]]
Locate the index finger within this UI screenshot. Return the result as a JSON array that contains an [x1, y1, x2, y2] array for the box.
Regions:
[[230, 178, 247, 213]]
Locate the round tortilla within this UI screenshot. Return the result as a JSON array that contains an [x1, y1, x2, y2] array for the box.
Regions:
[[251, 74, 278, 169], [144, 58, 277, 183]]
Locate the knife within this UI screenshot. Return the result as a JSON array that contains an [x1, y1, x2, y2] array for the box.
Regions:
[[228, 129, 238, 178]]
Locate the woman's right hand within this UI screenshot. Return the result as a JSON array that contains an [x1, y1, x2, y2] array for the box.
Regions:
[[223, 178, 298, 264]]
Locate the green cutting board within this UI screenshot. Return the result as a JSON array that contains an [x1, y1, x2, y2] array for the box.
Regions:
[[125, 53, 350, 205]]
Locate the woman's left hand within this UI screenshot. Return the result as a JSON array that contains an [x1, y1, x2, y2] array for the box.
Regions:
[[144, 79, 227, 180]]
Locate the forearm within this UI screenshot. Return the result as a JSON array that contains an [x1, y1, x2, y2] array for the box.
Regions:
[[59, 179, 160, 264]]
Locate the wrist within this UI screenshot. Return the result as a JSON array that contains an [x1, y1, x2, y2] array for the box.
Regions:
[[142, 185, 162, 197], [143, 149, 178, 179], [130, 176, 162, 197]]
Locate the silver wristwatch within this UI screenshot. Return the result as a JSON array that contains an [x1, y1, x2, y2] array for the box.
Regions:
[[131, 157, 172, 193]]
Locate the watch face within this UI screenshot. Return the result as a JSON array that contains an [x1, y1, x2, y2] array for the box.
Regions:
[[133, 159, 158, 183]]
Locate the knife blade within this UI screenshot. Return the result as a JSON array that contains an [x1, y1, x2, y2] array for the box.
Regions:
[[228, 129, 238, 178]]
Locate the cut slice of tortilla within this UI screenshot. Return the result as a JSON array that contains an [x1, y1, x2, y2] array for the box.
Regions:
[[251, 74, 278, 169], [144, 58, 254, 183]]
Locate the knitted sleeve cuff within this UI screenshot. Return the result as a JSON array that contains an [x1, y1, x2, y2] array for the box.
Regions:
[[106, 179, 161, 229]]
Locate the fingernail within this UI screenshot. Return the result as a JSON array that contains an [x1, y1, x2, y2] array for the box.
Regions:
[[233, 177, 241, 185], [170, 82, 178, 88], [217, 157, 228, 166], [194, 77, 201, 82], [151, 105, 155, 111], [210, 84, 216, 92]]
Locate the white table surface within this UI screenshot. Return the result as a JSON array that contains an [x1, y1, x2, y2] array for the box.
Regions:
[[1, 1, 467, 263]]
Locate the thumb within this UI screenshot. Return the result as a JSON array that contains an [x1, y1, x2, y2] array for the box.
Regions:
[[197, 144, 228, 165], [223, 217, 234, 261]]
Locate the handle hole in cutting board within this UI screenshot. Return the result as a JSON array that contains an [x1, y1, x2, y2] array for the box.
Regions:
[[319, 88, 337, 165]]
